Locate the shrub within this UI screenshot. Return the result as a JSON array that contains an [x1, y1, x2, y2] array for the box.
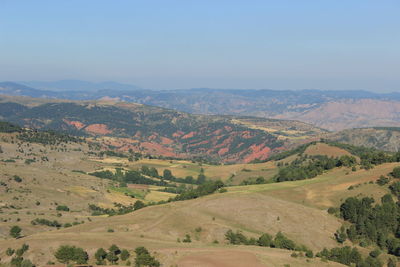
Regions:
[[13, 175, 22, 183], [392, 166, 400, 178], [10, 225, 22, 238], [376, 175, 389, 185], [183, 234, 192, 243], [56, 205, 70, 212], [6, 247, 15, 256]]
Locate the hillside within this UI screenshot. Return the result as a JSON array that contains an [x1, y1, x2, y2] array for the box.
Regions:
[[3, 81, 400, 130], [276, 99, 400, 131], [1, 134, 400, 266], [0, 96, 326, 163], [326, 127, 400, 152]]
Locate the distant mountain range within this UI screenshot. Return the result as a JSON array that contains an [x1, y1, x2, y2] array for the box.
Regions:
[[20, 79, 142, 91], [2, 81, 400, 131]]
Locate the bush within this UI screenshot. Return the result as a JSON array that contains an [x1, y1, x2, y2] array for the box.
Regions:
[[10, 225, 22, 238], [392, 166, 400, 178], [305, 250, 314, 258], [13, 175, 22, 183], [56, 205, 70, 212], [20, 259, 34, 267], [376, 175, 390, 185], [369, 249, 381, 258], [183, 234, 192, 243], [327, 207, 338, 215], [6, 247, 15, 256]]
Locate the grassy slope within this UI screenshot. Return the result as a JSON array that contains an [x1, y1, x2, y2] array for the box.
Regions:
[[0, 187, 344, 266], [2, 140, 394, 266], [303, 142, 354, 158]]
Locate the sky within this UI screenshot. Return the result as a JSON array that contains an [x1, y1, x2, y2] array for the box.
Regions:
[[0, 0, 399, 91]]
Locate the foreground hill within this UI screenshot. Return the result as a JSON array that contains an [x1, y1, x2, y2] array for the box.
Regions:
[[1, 132, 400, 266], [3, 81, 400, 130], [0, 96, 326, 163]]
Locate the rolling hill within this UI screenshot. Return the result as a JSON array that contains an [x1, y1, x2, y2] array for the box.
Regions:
[[0, 96, 326, 163], [1, 127, 399, 266], [326, 127, 400, 152], [3, 81, 400, 130]]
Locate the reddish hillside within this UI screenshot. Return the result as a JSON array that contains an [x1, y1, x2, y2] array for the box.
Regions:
[[0, 100, 286, 163]]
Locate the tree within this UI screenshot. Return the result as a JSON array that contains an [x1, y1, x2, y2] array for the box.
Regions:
[[273, 232, 296, 250], [389, 182, 400, 197], [106, 252, 118, 264], [10, 257, 23, 266], [134, 246, 160, 267], [20, 259, 34, 267], [95, 247, 107, 264], [134, 200, 145, 210], [54, 245, 76, 264], [183, 234, 192, 243], [305, 250, 314, 258], [72, 247, 88, 264], [107, 244, 121, 264], [120, 249, 130, 261], [376, 175, 390, 186], [109, 244, 121, 255], [54, 245, 88, 264], [258, 233, 273, 247], [6, 248, 15, 256], [335, 226, 347, 244], [196, 173, 206, 184], [10, 225, 22, 238], [392, 166, 400, 178], [163, 169, 174, 180], [369, 249, 381, 258]]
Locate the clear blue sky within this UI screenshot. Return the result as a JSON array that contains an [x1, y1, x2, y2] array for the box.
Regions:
[[0, 0, 399, 91]]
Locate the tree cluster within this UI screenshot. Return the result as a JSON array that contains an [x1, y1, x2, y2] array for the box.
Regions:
[[173, 180, 225, 201], [225, 230, 312, 255], [339, 194, 400, 256], [317, 246, 382, 267], [275, 155, 356, 182]]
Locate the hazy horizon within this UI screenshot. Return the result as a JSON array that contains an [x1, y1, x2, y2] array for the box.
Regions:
[[5, 79, 400, 93], [1, 0, 399, 91]]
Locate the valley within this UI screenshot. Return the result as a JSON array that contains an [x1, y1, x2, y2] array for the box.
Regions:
[[1, 121, 399, 266]]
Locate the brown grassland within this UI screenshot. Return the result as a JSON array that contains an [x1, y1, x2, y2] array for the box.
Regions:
[[0, 134, 397, 266]]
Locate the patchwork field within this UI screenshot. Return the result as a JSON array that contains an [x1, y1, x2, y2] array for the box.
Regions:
[[0, 132, 397, 266]]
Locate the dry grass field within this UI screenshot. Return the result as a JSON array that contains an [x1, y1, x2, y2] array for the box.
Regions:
[[303, 143, 355, 158], [0, 135, 394, 266]]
